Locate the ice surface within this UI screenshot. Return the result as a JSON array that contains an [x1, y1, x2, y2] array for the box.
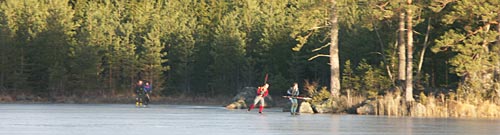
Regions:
[[1, 104, 499, 135]]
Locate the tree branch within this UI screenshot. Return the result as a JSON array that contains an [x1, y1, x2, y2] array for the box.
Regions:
[[308, 26, 328, 31], [308, 54, 330, 61], [375, 1, 390, 11], [312, 43, 330, 52]]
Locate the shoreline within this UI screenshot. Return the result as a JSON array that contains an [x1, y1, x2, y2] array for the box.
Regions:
[[2, 100, 500, 120], [0, 95, 229, 106], [4, 94, 500, 119]]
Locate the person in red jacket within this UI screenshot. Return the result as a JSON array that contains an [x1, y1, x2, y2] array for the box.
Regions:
[[248, 83, 270, 113]]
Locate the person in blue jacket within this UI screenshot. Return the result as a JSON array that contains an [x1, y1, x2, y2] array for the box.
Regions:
[[287, 82, 300, 115], [143, 81, 152, 106]]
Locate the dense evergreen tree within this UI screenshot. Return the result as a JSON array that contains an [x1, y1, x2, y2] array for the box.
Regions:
[[0, 0, 498, 105], [432, 0, 500, 101]]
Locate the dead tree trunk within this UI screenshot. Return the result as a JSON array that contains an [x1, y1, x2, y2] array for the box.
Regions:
[[405, 0, 415, 102], [330, 0, 340, 97], [398, 10, 406, 91], [496, 12, 500, 101]]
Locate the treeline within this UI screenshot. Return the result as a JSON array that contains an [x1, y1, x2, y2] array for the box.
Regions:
[[0, 0, 329, 97], [0, 0, 499, 102]]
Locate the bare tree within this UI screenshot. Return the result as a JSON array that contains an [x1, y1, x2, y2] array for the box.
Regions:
[[398, 8, 406, 90], [405, 0, 415, 102], [330, 0, 340, 97]]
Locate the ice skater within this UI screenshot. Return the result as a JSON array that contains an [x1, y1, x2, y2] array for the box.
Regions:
[[248, 83, 270, 114], [143, 81, 152, 106], [287, 82, 300, 115], [248, 83, 269, 113], [134, 80, 144, 107]]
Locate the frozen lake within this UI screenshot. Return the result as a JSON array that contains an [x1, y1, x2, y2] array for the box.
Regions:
[[1, 104, 500, 135]]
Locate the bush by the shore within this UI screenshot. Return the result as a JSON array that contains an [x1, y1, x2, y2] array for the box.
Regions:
[[354, 91, 500, 118]]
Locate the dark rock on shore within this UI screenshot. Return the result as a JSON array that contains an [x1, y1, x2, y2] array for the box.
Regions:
[[356, 100, 377, 115], [225, 87, 274, 109]]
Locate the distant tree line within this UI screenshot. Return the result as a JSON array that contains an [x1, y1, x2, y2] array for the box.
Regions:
[[0, 0, 499, 102]]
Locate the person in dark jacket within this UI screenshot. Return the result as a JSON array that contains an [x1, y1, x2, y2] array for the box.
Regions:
[[135, 80, 144, 107]]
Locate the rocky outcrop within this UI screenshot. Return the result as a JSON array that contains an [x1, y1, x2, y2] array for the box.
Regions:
[[283, 101, 315, 114], [285, 97, 338, 114], [225, 99, 247, 109], [299, 102, 314, 113], [356, 100, 376, 115], [225, 87, 274, 109], [312, 99, 336, 113]]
